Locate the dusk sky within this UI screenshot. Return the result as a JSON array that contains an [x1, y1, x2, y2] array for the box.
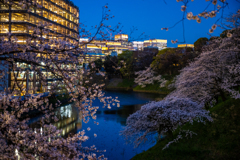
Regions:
[[72, 0, 239, 47]]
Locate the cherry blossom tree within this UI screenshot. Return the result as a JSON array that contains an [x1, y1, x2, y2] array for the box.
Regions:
[[134, 67, 167, 88], [172, 20, 240, 104], [122, 12, 240, 150], [162, 0, 236, 44], [121, 97, 212, 147], [0, 0, 120, 159]]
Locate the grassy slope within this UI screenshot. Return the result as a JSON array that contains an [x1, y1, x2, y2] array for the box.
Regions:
[[133, 74, 176, 94], [133, 98, 240, 160], [133, 83, 170, 93], [105, 75, 176, 93]]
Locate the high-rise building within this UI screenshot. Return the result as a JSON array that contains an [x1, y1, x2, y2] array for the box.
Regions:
[[0, 0, 79, 94], [0, 0, 79, 44]]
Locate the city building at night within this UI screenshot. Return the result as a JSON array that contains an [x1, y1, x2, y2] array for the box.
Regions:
[[114, 34, 128, 41], [133, 41, 144, 51], [143, 39, 167, 50], [178, 44, 194, 48], [0, 0, 79, 44], [0, 0, 79, 94], [79, 35, 134, 56]]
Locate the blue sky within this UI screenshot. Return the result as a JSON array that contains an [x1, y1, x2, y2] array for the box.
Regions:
[[72, 0, 239, 47]]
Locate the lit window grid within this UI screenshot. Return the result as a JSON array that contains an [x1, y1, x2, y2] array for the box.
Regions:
[[0, 0, 79, 40], [0, 14, 78, 41], [0, 0, 80, 94]]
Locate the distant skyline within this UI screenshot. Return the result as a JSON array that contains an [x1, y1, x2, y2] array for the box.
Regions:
[[72, 0, 239, 47]]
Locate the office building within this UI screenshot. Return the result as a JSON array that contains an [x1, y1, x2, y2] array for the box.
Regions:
[[0, 0, 79, 94], [143, 39, 167, 50]]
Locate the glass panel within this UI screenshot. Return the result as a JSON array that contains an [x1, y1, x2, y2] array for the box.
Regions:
[[12, 2, 24, 10], [28, 26, 34, 34], [0, 13, 9, 22], [11, 13, 28, 22], [59, 8, 63, 17], [36, 0, 41, 5], [49, 13, 53, 21], [29, 6, 34, 13], [43, 0, 48, 9], [43, 10, 48, 18], [0, 3, 8, 10], [49, 3, 53, 11], [62, 19, 66, 26], [16, 36, 26, 44], [36, 18, 42, 24], [29, 15, 35, 24], [0, 24, 9, 33], [11, 24, 27, 33], [36, 8, 42, 16]]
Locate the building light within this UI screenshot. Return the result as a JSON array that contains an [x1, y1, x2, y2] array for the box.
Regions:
[[178, 44, 194, 48]]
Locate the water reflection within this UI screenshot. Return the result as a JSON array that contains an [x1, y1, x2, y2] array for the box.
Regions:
[[29, 104, 82, 137], [53, 104, 82, 136], [29, 91, 166, 160]]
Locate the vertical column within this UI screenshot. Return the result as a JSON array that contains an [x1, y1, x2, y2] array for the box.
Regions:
[[47, 1, 50, 19], [26, 70, 29, 94], [33, 70, 36, 94], [41, 0, 43, 17], [8, 4, 12, 89], [8, 64, 11, 91], [34, 0, 36, 14], [8, 4, 11, 33]]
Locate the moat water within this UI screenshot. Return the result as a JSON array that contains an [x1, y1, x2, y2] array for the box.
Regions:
[[29, 91, 166, 160]]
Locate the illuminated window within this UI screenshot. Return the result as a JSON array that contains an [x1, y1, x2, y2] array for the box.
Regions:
[[0, 4, 8, 10], [11, 24, 27, 33], [0, 24, 9, 33], [11, 13, 28, 22], [0, 13, 9, 22]]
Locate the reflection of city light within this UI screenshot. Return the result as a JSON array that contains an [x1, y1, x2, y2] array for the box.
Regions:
[[60, 104, 72, 118], [62, 129, 65, 136]]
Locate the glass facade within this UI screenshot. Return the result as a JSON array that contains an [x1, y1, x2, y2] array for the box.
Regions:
[[143, 39, 167, 50], [0, 0, 79, 42], [0, 0, 79, 95]]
